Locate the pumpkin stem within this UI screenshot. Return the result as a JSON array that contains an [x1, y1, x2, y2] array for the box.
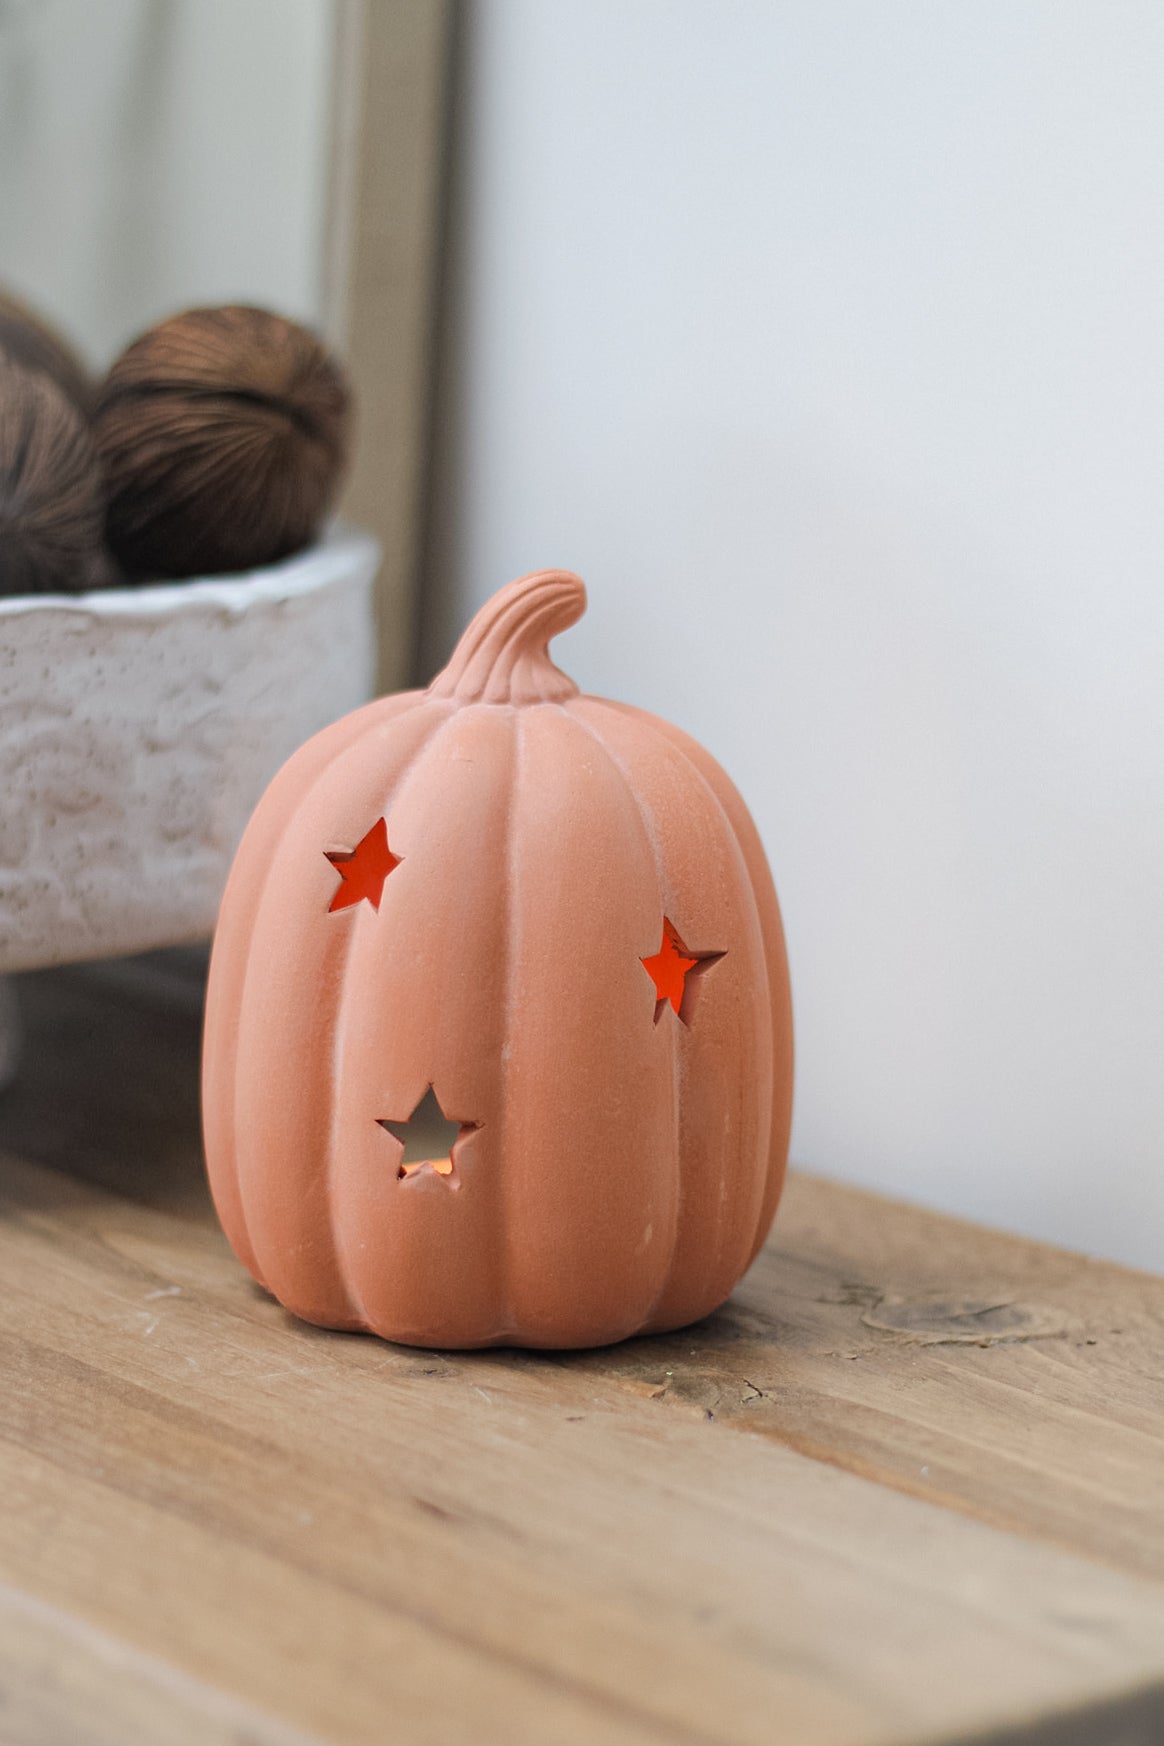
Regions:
[[429, 569, 587, 705]]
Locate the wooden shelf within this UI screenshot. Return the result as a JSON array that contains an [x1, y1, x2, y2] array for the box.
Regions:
[[0, 965, 1161, 1745]]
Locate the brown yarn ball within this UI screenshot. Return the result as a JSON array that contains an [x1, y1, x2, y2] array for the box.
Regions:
[[0, 357, 108, 596], [93, 305, 351, 579], [0, 287, 94, 417]]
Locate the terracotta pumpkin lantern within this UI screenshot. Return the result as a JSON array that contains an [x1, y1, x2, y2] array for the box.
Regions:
[[203, 571, 793, 1348]]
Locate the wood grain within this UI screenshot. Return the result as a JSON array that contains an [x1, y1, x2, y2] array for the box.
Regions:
[[0, 963, 1161, 1746], [0, 1580, 321, 1746], [568, 1181, 1164, 1585]]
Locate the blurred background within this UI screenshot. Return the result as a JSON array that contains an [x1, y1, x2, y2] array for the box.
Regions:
[[2, 0, 1162, 1270]]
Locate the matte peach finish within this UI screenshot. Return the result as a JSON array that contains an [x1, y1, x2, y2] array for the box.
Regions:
[[202, 571, 793, 1348]]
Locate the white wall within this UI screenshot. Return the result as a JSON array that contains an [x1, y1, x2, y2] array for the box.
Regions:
[[427, 0, 1164, 1271], [0, 0, 331, 368]]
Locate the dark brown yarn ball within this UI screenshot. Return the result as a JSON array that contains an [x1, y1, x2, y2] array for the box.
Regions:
[[0, 357, 108, 596], [93, 305, 351, 579], [0, 287, 94, 417]]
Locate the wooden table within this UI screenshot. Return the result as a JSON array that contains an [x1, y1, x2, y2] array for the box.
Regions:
[[1, 963, 1161, 1746]]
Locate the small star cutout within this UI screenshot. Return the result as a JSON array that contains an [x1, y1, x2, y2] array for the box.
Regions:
[[325, 817, 400, 913], [641, 918, 724, 1024], [378, 1086, 480, 1184]]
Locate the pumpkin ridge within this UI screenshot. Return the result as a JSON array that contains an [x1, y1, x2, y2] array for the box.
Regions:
[[566, 695, 776, 1325], [323, 699, 474, 1331], [232, 696, 452, 1324], [553, 701, 685, 1325], [208, 690, 423, 1292], [494, 704, 526, 1341], [597, 699, 792, 1276], [561, 694, 715, 1319], [495, 694, 677, 1333]]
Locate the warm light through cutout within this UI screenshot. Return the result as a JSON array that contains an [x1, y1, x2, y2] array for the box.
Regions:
[[378, 1086, 479, 1186], [641, 918, 724, 1024], [325, 817, 400, 912]]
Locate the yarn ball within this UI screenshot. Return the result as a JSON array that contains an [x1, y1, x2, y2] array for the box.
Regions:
[[93, 305, 351, 579], [0, 287, 94, 417], [0, 357, 108, 596]]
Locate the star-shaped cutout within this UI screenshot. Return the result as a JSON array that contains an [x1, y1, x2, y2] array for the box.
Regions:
[[641, 917, 724, 1024], [325, 817, 400, 913], [377, 1086, 480, 1185]]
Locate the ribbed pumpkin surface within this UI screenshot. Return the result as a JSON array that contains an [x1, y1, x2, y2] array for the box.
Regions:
[[203, 572, 793, 1348]]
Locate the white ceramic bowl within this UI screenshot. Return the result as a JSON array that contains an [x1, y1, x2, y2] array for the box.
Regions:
[[0, 525, 379, 975]]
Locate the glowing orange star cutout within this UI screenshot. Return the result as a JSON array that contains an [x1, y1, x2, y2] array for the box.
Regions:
[[325, 817, 400, 913], [641, 917, 724, 1024]]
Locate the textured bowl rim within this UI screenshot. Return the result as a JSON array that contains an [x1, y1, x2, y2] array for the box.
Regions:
[[0, 521, 379, 623]]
